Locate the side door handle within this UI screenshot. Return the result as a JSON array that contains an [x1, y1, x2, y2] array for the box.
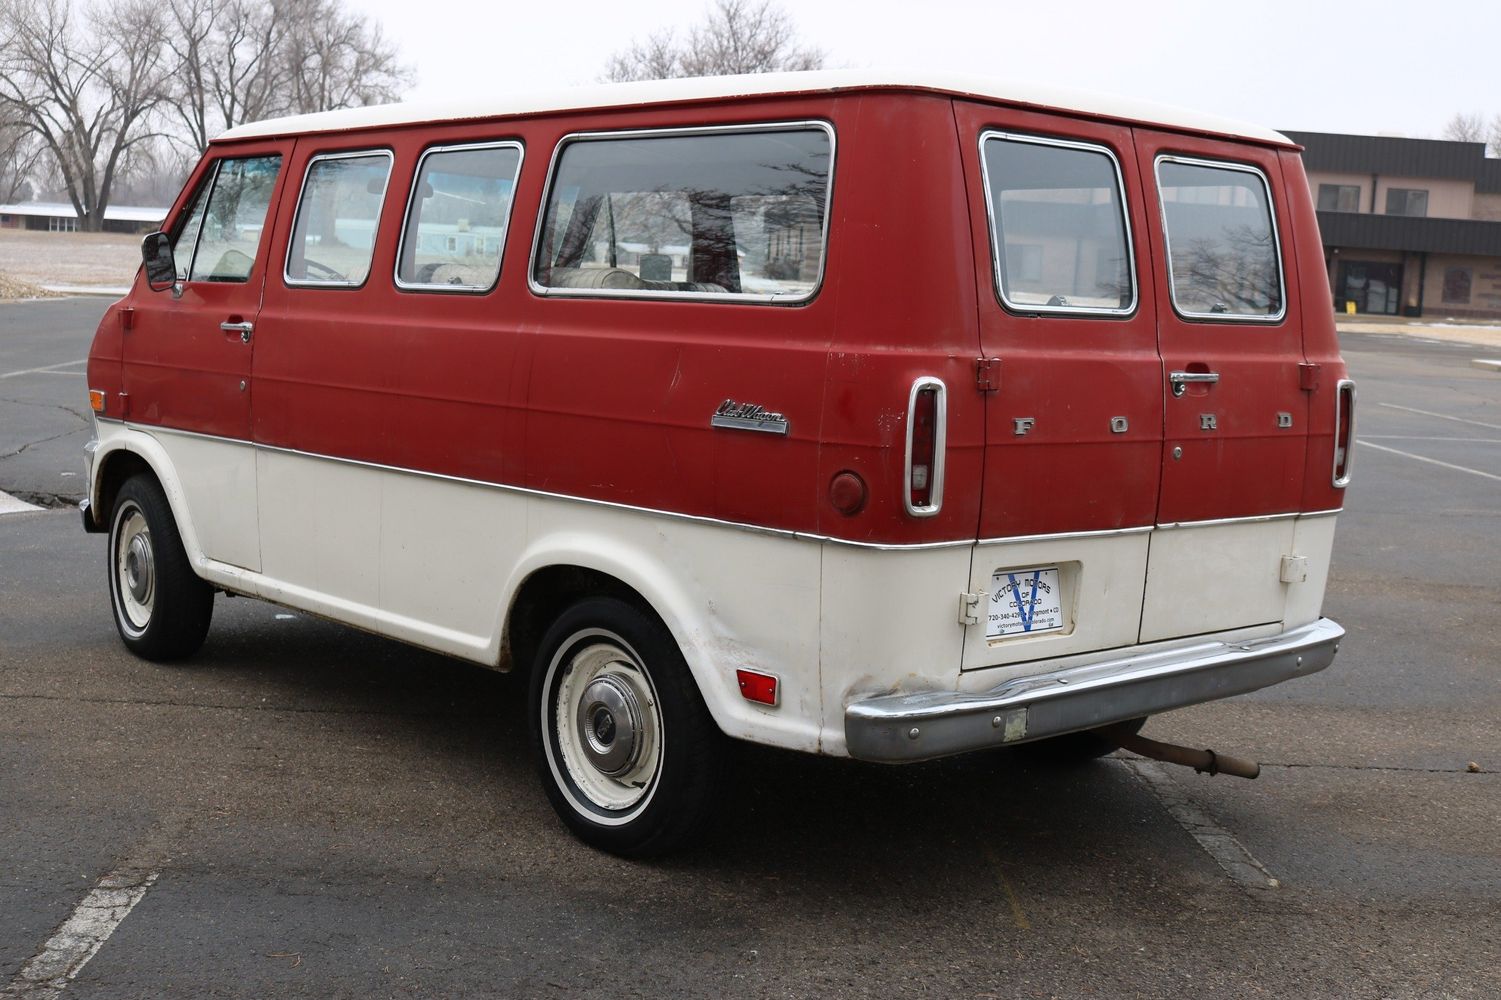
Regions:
[[1169, 370, 1219, 397], [220, 320, 254, 343]]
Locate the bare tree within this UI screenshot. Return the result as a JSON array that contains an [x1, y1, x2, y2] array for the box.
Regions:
[[280, 0, 411, 117], [1442, 111, 1486, 143], [604, 0, 824, 83], [166, 0, 411, 154], [1491, 114, 1501, 158], [0, 107, 44, 202], [0, 0, 169, 229]]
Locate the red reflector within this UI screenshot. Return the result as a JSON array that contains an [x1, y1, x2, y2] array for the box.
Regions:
[[736, 669, 778, 706], [828, 470, 867, 516]]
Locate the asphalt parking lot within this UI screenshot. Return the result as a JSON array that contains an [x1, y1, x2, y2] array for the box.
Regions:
[[2, 297, 1498, 998]]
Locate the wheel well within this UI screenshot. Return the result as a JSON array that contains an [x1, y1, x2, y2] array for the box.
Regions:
[[501, 566, 658, 675], [94, 450, 155, 527]]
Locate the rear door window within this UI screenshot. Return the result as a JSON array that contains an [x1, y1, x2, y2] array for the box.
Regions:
[[396, 142, 523, 292], [1154, 157, 1284, 321], [980, 133, 1135, 315], [532, 123, 833, 302], [285, 150, 393, 288]]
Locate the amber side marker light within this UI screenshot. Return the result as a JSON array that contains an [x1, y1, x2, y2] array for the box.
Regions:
[[736, 669, 779, 707], [88, 389, 106, 414]]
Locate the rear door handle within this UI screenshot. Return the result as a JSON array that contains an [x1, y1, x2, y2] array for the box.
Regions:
[[1169, 370, 1219, 397], [220, 320, 254, 343]]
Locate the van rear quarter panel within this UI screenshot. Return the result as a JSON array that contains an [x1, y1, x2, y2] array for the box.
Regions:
[[1280, 150, 1351, 515]]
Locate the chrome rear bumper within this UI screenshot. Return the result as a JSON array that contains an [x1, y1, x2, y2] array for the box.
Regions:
[[845, 618, 1343, 762]]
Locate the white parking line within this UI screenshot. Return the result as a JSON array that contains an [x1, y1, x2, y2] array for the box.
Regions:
[[1378, 402, 1501, 432], [1122, 759, 1280, 893], [1363, 435, 1501, 444], [1361, 441, 1501, 483], [0, 360, 87, 380], [3, 869, 158, 998], [0, 491, 43, 515]]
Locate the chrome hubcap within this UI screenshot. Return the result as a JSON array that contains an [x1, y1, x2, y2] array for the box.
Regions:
[[113, 505, 154, 632], [125, 532, 154, 603], [577, 674, 643, 776], [551, 636, 663, 815]]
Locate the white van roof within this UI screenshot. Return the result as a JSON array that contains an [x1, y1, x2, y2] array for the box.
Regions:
[[216, 69, 1292, 147]]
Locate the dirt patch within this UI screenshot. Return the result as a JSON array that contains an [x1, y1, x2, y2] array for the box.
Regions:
[[0, 230, 142, 288]]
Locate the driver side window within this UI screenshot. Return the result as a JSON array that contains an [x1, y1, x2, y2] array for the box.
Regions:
[[173, 155, 283, 283]]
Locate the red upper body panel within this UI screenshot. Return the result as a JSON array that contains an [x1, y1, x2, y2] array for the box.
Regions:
[[92, 86, 1343, 545]]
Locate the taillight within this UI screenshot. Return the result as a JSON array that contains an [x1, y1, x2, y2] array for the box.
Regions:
[[1333, 378, 1356, 487], [904, 377, 946, 516]]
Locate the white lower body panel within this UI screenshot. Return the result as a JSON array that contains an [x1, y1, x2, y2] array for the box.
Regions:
[[89, 420, 1340, 760]]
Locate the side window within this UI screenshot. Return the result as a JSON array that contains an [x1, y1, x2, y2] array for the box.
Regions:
[[1316, 183, 1360, 213], [980, 133, 1135, 315], [533, 124, 833, 302], [1155, 157, 1284, 321], [1385, 187, 1428, 218], [396, 142, 523, 292], [285, 150, 393, 287], [187, 156, 281, 283]]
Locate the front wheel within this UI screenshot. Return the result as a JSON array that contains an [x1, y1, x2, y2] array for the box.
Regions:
[[107, 474, 213, 660], [528, 597, 723, 857]]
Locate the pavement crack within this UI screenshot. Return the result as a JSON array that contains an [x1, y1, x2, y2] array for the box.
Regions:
[[1260, 760, 1489, 775]]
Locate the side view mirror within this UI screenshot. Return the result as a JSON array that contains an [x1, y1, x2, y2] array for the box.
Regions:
[[141, 232, 177, 291]]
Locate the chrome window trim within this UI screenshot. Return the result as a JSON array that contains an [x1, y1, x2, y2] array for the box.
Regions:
[[977, 130, 1139, 318], [1333, 378, 1356, 488], [1153, 154, 1288, 324], [179, 160, 221, 282], [902, 376, 947, 517], [393, 140, 525, 294], [283, 148, 395, 290], [526, 119, 836, 306]]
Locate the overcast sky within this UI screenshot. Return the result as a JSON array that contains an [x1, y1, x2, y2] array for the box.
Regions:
[[352, 0, 1500, 139]]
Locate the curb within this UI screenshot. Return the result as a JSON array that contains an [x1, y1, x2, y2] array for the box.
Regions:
[[38, 285, 130, 297]]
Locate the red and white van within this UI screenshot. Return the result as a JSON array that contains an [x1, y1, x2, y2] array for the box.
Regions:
[[81, 71, 1354, 855]]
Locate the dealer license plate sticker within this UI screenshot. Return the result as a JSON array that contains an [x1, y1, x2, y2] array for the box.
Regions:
[[987, 567, 1064, 639]]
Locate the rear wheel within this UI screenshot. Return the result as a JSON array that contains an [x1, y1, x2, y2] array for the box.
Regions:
[[1012, 716, 1147, 765], [107, 474, 213, 660], [528, 597, 723, 857]]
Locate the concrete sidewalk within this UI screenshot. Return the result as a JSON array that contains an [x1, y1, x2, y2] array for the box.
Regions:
[[1337, 315, 1501, 350]]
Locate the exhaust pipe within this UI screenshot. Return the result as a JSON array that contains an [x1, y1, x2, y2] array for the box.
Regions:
[[1100, 725, 1260, 779]]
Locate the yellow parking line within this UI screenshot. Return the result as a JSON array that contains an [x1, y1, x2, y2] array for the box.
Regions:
[[981, 843, 1031, 930]]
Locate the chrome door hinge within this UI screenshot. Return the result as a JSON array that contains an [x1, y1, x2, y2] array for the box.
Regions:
[[958, 590, 986, 626], [976, 357, 1000, 392], [1298, 362, 1321, 391]]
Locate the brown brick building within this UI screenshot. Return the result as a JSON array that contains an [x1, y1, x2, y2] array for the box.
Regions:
[[1283, 131, 1501, 320]]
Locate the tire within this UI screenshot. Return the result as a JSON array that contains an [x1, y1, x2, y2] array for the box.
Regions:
[[106, 474, 213, 660], [1012, 716, 1147, 765], [528, 597, 723, 857]]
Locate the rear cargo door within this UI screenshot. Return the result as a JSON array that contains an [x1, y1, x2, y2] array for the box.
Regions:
[[1132, 130, 1310, 641], [953, 103, 1163, 670]]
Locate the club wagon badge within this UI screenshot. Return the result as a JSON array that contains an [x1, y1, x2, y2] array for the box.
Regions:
[[987, 567, 1065, 639], [710, 399, 789, 435]]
